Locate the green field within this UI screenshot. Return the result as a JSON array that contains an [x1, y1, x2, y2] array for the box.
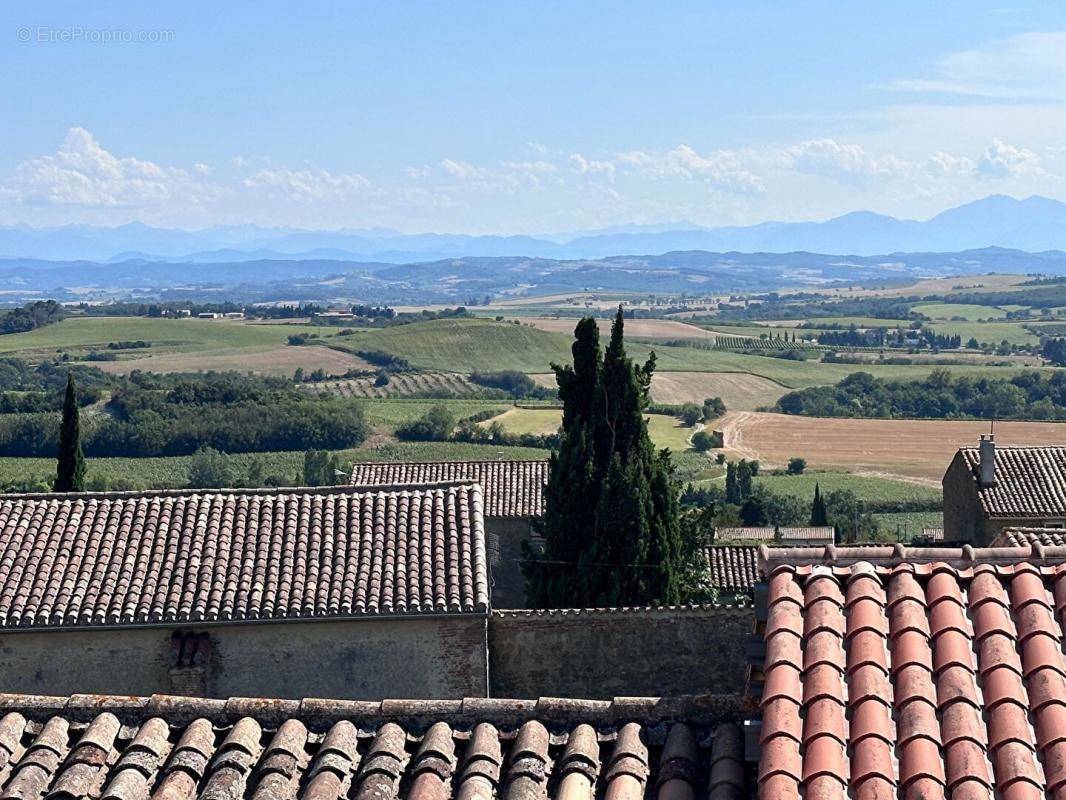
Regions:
[[872, 511, 944, 541], [753, 470, 941, 506], [326, 318, 1048, 389], [806, 316, 913, 328], [0, 317, 311, 358], [359, 398, 511, 431], [482, 406, 697, 451], [2, 440, 551, 492], [911, 302, 1007, 320], [928, 320, 1038, 346]]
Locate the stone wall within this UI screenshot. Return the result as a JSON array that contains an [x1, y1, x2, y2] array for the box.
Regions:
[[487, 517, 533, 609], [0, 616, 488, 700], [488, 605, 753, 698], [943, 453, 982, 543]]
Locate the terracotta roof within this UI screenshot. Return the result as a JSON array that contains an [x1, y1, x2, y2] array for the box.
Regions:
[[715, 527, 776, 542], [350, 460, 548, 518], [755, 544, 1066, 800], [776, 527, 835, 544], [995, 526, 1066, 547], [706, 546, 759, 594], [0, 693, 748, 800], [0, 483, 488, 629], [959, 445, 1066, 518]]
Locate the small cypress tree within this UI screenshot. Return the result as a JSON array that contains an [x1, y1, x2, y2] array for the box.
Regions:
[[724, 462, 739, 504], [54, 373, 85, 492], [810, 482, 828, 526], [736, 459, 753, 500], [524, 307, 696, 607]]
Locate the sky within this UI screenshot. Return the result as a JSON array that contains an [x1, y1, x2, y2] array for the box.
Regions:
[[2, 1, 1066, 233]]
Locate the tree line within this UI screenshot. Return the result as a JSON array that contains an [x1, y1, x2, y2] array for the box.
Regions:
[[777, 369, 1066, 421]]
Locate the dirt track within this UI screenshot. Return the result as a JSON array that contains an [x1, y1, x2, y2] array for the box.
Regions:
[[717, 411, 1066, 483]]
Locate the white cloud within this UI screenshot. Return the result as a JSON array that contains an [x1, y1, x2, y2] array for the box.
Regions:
[[889, 31, 1066, 101], [781, 139, 913, 184], [243, 167, 370, 202], [974, 137, 1043, 179], [3, 127, 218, 208], [616, 144, 765, 194], [568, 153, 616, 182]]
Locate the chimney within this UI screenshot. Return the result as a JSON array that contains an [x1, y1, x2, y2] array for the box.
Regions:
[[978, 434, 996, 487]]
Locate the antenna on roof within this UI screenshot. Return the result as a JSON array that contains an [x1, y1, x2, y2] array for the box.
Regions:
[[990, 417, 995, 437]]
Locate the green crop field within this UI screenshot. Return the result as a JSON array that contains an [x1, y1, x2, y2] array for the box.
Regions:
[[754, 470, 941, 506], [928, 320, 1038, 346], [326, 317, 1047, 389], [359, 398, 512, 431], [911, 302, 1007, 320], [482, 406, 697, 451], [0, 439, 550, 492], [329, 319, 575, 373], [0, 317, 311, 358], [806, 316, 913, 328], [872, 511, 944, 541]]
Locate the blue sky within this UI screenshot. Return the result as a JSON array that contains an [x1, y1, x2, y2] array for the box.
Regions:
[[2, 1, 1066, 232]]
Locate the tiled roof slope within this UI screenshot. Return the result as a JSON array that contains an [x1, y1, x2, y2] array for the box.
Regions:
[[776, 526, 835, 543], [0, 483, 488, 629], [706, 546, 759, 594], [996, 526, 1066, 547], [959, 445, 1066, 517], [0, 693, 747, 800], [715, 527, 776, 542], [350, 460, 548, 518], [755, 545, 1066, 800]]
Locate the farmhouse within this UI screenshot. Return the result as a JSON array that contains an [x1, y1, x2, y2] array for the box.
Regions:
[[350, 459, 549, 606], [943, 436, 1066, 544], [0, 483, 491, 699]]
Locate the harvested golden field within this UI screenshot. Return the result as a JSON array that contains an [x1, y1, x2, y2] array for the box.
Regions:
[[530, 370, 787, 410], [97, 344, 372, 376], [513, 317, 718, 339], [717, 411, 1066, 484]]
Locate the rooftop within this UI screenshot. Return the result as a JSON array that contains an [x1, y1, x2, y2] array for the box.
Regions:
[[0, 692, 747, 800], [755, 544, 1066, 800], [995, 526, 1066, 547], [350, 460, 548, 518], [958, 445, 1066, 518], [0, 482, 488, 629], [705, 546, 759, 594]]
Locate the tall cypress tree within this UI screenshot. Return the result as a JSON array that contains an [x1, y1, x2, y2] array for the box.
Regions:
[[524, 307, 694, 607], [810, 482, 828, 526], [54, 373, 85, 492]]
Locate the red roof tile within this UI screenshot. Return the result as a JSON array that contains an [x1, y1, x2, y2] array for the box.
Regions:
[[705, 546, 759, 594], [350, 460, 548, 518], [996, 527, 1066, 547], [959, 446, 1066, 518], [0, 693, 747, 800], [754, 547, 1066, 800], [0, 483, 489, 628]]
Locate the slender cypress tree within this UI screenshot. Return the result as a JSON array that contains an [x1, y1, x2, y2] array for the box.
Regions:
[[810, 482, 828, 526], [54, 373, 85, 492], [724, 462, 739, 504], [524, 307, 694, 607]]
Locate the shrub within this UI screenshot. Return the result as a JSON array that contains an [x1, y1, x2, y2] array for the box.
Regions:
[[395, 404, 456, 441], [787, 457, 807, 475], [186, 446, 234, 489], [691, 430, 714, 451], [702, 397, 727, 420], [679, 402, 702, 426]]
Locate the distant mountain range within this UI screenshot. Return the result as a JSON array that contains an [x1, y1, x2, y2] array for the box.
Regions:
[[3, 195, 1066, 263], [2, 246, 1066, 306]]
